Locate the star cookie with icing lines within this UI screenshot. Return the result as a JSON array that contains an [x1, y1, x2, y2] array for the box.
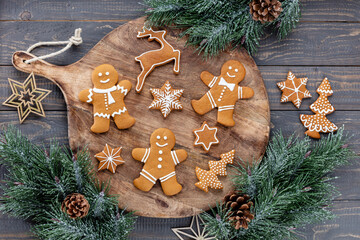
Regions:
[[149, 81, 184, 118], [193, 121, 219, 152], [95, 144, 124, 173], [277, 71, 311, 108]]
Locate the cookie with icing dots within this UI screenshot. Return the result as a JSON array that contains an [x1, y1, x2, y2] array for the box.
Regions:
[[78, 64, 135, 133], [195, 150, 235, 192], [132, 128, 187, 196], [191, 60, 254, 127]]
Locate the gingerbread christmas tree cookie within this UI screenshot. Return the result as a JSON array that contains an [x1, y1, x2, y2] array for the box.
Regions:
[[277, 71, 311, 109], [195, 150, 235, 192], [78, 64, 135, 133], [300, 77, 338, 139], [191, 60, 254, 127], [149, 81, 184, 118], [193, 121, 219, 152], [95, 144, 124, 173], [132, 128, 187, 196]]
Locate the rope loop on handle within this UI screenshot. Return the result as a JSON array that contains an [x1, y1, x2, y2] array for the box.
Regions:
[[24, 28, 83, 64]]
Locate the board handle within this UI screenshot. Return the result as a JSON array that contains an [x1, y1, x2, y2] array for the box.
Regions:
[[12, 51, 64, 82]]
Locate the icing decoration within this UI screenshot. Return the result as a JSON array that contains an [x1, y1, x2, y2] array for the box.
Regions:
[[149, 81, 184, 118], [195, 150, 235, 192], [78, 64, 135, 133], [95, 144, 124, 173], [135, 27, 181, 93], [132, 128, 187, 196], [300, 77, 338, 139], [193, 121, 219, 152], [277, 71, 311, 108], [191, 60, 254, 127], [3, 72, 51, 124]]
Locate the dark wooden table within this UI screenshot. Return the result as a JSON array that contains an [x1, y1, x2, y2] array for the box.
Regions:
[[1, 0, 359, 239]]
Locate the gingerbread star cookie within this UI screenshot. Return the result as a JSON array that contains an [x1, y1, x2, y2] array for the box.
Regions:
[[277, 71, 311, 109], [193, 121, 219, 152], [149, 81, 184, 118], [95, 144, 124, 173]]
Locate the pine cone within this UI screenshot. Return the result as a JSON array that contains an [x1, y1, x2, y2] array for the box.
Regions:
[[249, 0, 282, 23], [61, 193, 90, 219], [223, 191, 254, 229]]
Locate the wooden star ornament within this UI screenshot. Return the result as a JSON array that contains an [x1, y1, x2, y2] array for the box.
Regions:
[[95, 144, 124, 173], [3, 73, 51, 123], [193, 121, 219, 152], [149, 81, 184, 118], [172, 214, 216, 240], [277, 71, 311, 108]]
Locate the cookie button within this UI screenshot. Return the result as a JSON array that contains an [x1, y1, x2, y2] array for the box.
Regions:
[[157, 164, 162, 169], [159, 150, 163, 154], [158, 157, 162, 162]]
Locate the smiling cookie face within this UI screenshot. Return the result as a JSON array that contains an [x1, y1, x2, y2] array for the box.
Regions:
[[150, 128, 176, 149], [220, 60, 246, 84], [92, 64, 119, 89]]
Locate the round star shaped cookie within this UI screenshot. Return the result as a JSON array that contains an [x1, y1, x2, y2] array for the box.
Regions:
[[95, 144, 124, 173], [193, 121, 219, 152]]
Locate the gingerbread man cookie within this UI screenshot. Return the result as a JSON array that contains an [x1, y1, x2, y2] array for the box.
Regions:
[[79, 64, 136, 133], [191, 60, 254, 127], [132, 128, 187, 196]]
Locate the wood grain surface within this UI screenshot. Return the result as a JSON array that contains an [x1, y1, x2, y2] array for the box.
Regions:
[[0, 0, 360, 239], [11, 17, 270, 217]]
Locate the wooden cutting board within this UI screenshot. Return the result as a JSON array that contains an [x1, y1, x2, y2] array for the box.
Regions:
[[12, 17, 270, 218]]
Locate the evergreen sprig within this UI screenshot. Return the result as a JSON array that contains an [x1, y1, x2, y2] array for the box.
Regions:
[[144, 0, 301, 57], [0, 126, 136, 240], [202, 127, 355, 240]]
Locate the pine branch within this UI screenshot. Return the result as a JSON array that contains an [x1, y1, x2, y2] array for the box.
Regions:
[[203, 127, 355, 240], [144, 0, 301, 57], [0, 126, 136, 239]]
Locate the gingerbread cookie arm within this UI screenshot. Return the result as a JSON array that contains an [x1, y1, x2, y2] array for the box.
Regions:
[[117, 80, 132, 95], [200, 71, 218, 88], [238, 86, 254, 100], [78, 89, 93, 104], [132, 148, 151, 163], [171, 149, 187, 164]]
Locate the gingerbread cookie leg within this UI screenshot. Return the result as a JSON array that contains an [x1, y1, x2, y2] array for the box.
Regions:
[[133, 169, 156, 192], [217, 107, 235, 127], [91, 116, 110, 133], [113, 109, 136, 129], [160, 171, 182, 196], [135, 60, 153, 93], [191, 92, 214, 115]]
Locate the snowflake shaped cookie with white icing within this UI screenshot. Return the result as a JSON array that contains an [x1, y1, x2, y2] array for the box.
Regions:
[[95, 144, 124, 173], [277, 71, 311, 108], [149, 81, 184, 118]]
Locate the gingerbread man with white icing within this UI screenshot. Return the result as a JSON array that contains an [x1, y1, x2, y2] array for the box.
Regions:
[[191, 60, 254, 127], [79, 64, 135, 133], [132, 128, 187, 196]]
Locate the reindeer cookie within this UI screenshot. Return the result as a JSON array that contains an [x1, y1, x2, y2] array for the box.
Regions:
[[132, 128, 187, 196], [79, 64, 136, 133], [191, 60, 254, 127], [135, 27, 181, 93]]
